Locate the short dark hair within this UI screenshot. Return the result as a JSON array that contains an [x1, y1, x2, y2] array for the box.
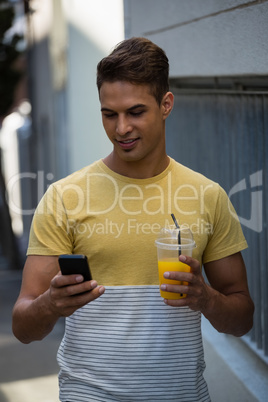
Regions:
[[96, 37, 169, 105]]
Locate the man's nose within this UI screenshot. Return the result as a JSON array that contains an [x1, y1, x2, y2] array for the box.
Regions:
[[116, 115, 132, 136]]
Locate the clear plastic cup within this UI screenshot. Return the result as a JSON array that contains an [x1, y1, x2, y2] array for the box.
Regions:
[[155, 226, 196, 299]]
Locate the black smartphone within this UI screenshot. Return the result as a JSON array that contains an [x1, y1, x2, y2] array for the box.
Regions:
[[58, 254, 92, 282]]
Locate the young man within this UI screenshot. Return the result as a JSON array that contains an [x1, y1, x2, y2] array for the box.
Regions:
[[13, 37, 254, 401]]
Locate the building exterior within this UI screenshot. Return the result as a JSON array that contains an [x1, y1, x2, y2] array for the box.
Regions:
[[124, 0, 268, 399]]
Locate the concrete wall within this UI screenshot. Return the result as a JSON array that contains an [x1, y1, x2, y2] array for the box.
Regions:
[[62, 0, 124, 173], [124, 0, 268, 77], [28, 0, 124, 177]]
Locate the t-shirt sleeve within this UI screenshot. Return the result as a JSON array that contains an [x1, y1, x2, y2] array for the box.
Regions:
[[202, 185, 248, 264], [27, 184, 73, 256]]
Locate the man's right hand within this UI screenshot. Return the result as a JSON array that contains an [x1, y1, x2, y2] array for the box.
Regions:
[[48, 272, 105, 317], [12, 255, 105, 344]]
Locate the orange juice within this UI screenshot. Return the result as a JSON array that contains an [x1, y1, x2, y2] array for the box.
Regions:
[[158, 259, 190, 299]]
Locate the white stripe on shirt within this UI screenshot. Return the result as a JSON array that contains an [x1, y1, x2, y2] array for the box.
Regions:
[[57, 286, 210, 402]]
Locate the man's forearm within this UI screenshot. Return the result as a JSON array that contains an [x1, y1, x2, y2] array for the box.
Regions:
[[201, 286, 254, 337], [12, 291, 60, 344]]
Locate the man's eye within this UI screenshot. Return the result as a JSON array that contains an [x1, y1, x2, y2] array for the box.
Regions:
[[104, 113, 116, 118], [130, 110, 144, 116]]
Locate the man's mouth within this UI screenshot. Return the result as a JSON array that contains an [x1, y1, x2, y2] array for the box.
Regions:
[[116, 138, 139, 149]]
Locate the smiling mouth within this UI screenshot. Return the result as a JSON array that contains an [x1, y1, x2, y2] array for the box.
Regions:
[[116, 138, 139, 150]]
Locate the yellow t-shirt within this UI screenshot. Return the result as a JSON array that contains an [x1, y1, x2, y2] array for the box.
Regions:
[[27, 158, 247, 285]]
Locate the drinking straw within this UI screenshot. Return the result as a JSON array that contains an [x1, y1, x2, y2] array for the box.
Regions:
[[171, 213, 181, 256]]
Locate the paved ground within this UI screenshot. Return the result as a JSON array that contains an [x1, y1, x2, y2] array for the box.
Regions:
[[0, 268, 266, 402], [0, 269, 63, 402]]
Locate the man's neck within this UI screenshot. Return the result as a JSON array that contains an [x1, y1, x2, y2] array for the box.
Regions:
[[103, 153, 170, 179]]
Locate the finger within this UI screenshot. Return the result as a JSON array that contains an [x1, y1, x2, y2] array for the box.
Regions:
[[66, 285, 106, 311], [65, 284, 105, 301], [164, 297, 188, 307], [160, 283, 189, 295], [61, 279, 99, 297], [164, 270, 193, 282], [179, 255, 200, 274], [83, 285, 105, 300], [52, 272, 85, 288], [51, 284, 105, 316]]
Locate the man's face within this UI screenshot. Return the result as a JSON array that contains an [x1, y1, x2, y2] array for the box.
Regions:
[[99, 81, 171, 170]]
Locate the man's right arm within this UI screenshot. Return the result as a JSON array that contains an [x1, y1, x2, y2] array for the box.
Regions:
[[12, 255, 105, 344]]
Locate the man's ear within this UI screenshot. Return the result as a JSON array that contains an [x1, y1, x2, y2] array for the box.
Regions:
[[161, 92, 174, 120]]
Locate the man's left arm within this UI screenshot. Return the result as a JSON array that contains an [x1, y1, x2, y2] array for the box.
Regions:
[[162, 252, 254, 337]]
